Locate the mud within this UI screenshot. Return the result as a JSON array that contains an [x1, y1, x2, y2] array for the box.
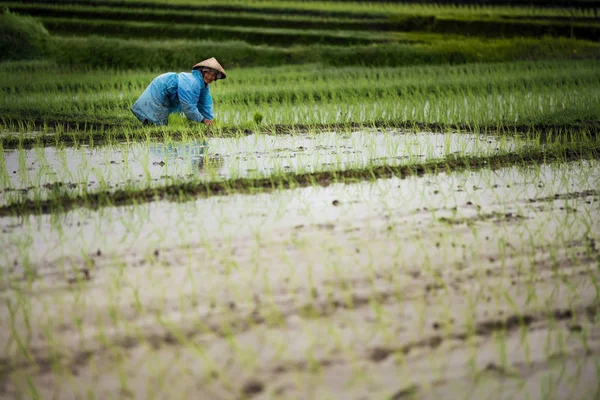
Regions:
[[1, 130, 516, 206], [0, 160, 599, 399]]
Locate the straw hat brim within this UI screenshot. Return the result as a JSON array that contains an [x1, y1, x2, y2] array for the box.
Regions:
[[193, 57, 226, 80]]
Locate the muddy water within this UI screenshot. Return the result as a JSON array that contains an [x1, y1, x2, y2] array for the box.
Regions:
[[1, 160, 599, 399], [0, 130, 518, 205], [1, 159, 597, 275]]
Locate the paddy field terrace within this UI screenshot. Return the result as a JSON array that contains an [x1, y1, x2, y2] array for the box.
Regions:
[[1, 1, 600, 399]]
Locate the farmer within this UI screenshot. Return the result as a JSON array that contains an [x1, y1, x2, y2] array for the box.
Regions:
[[131, 57, 226, 127]]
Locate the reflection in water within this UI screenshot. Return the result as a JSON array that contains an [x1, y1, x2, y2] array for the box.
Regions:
[[148, 141, 223, 172], [2, 130, 519, 206], [148, 140, 206, 165]]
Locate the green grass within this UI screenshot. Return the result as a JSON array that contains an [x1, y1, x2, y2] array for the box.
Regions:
[[0, 9, 54, 62], [39, 17, 387, 46], [5, 2, 599, 40], [0, 2, 388, 30], [1, 0, 598, 74], [3, 59, 597, 94], [45, 34, 599, 70], [1, 60, 599, 142], [3, 0, 597, 19]]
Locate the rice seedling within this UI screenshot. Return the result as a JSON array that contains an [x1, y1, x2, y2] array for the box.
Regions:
[[2, 59, 599, 147], [1, 1, 599, 397], [2, 154, 598, 398]]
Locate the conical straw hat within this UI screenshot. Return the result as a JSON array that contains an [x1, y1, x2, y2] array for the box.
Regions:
[[193, 57, 226, 79]]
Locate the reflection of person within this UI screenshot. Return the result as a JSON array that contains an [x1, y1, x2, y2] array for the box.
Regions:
[[148, 141, 223, 172], [131, 57, 226, 126], [149, 141, 207, 163]]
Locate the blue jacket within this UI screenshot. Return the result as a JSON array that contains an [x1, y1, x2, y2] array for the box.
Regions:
[[131, 69, 214, 126]]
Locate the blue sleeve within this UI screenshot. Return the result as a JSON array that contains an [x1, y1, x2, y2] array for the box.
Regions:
[[177, 73, 206, 123], [197, 86, 214, 121]]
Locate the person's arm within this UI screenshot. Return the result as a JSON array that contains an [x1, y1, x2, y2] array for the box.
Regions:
[[177, 73, 209, 124], [197, 86, 214, 125]]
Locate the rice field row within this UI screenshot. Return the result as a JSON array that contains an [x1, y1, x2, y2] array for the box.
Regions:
[[2, 135, 599, 217], [6, 4, 599, 43], [6, 65, 598, 110], [4, 0, 598, 18], [14, 2, 593, 30], [39, 17, 388, 46], [3, 59, 598, 94], [2, 60, 599, 139], [6, 30, 592, 72], [2, 154, 599, 399], [10, 65, 597, 106], [0, 130, 522, 208], [2, 1, 600, 397], [4, 84, 598, 130], [0, 2, 399, 32]]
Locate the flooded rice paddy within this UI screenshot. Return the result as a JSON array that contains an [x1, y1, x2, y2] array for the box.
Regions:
[[1, 130, 517, 205], [2, 159, 597, 268], [1, 155, 599, 399]]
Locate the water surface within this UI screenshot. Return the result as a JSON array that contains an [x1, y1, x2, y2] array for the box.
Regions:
[[1, 130, 518, 205]]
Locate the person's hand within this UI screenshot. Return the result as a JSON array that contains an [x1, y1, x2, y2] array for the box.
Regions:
[[202, 119, 214, 126]]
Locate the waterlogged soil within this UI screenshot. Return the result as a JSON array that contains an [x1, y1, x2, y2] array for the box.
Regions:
[[0, 129, 52, 140], [0, 130, 516, 206], [1, 160, 599, 399]]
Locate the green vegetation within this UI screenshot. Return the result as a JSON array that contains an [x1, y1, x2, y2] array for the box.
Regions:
[[1, 1, 599, 398], [1, 0, 599, 70], [0, 9, 53, 62], [5, 0, 597, 19], [48, 35, 599, 71], [6, 2, 599, 41], [1, 60, 599, 144], [1, 136, 598, 216], [43, 17, 386, 46]]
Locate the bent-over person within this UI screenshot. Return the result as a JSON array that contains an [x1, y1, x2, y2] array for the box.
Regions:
[[131, 57, 226, 127]]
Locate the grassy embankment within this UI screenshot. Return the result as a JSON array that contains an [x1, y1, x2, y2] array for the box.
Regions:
[[1, 0, 599, 71]]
